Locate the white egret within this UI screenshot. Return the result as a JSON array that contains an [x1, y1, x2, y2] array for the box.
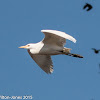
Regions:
[[19, 30, 83, 74]]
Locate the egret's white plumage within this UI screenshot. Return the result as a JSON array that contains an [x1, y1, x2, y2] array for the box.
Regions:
[[19, 29, 83, 74], [41, 30, 76, 44]]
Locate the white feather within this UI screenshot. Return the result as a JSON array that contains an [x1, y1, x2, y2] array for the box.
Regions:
[[41, 30, 76, 43]]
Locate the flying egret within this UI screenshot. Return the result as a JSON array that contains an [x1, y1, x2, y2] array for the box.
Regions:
[[19, 30, 83, 74]]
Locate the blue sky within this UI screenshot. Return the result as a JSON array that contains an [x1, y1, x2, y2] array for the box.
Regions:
[[0, 0, 100, 100]]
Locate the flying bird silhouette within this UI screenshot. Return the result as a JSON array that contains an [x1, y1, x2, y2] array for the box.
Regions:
[[83, 3, 93, 11], [19, 30, 83, 74], [92, 48, 100, 54]]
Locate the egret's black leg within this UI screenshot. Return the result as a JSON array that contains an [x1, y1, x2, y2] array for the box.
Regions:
[[68, 53, 83, 58]]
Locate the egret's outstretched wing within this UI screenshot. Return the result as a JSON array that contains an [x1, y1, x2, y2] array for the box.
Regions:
[[41, 30, 76, 47], [28, 50, 53, 74]]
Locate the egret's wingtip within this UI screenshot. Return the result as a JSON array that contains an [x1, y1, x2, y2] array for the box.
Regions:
[[47, 68, 53, 74], [41, 29, 51, 32], [74, 40, 77, 43], [41, 30, 45, 32], [73, 39, 77, 43]]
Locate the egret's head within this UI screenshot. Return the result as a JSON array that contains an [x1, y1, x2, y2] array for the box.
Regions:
[[19, 43, 34, 49]]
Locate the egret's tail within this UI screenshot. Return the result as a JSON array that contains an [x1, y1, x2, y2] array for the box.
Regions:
[[63, 48, 83, 58]]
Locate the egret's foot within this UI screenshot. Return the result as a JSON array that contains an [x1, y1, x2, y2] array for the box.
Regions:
[[63, 48, 71, 54]]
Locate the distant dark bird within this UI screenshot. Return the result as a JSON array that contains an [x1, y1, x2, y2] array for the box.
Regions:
[[83, 3, 93, 11], [92, 48, 100, 54]]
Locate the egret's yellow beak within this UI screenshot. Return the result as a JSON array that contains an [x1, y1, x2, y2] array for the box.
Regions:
[[18, 45, 29, 48]]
